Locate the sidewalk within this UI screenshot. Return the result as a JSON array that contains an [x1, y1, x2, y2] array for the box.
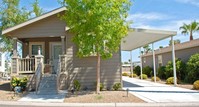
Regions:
[[122, 76, 199, 103], [1, 101, 199, 107]]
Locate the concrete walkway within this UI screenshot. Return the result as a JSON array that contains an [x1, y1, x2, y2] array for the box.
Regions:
[[18, 90, 67, 102], [122, 76, 199, 103]]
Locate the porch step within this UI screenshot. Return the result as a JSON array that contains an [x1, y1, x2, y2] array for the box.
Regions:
[[37, 74, 57, 95]]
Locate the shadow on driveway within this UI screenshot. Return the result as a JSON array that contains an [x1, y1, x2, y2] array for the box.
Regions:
[[123, 81, 143, 87]]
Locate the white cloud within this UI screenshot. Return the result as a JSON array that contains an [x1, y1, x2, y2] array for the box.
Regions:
[[175, 0, 199, 7], [127, 12, 170, 22]]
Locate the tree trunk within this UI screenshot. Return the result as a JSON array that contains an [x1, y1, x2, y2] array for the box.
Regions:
[[96, 52, 100, 94], [190, 31, 193, 41]]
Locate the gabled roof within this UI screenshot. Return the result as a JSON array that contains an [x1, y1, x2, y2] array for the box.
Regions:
[[2, 7, 66, 35], [142, 38, 199, 57]]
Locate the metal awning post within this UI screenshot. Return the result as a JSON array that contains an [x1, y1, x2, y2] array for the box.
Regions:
[[140, 48, 143, 80], [152, 43, 156, 82], [171, 36, 177, 86]]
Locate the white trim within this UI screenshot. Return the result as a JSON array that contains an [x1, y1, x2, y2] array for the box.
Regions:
[[29, 42, 45, 57], [2, 7, 67, 35]]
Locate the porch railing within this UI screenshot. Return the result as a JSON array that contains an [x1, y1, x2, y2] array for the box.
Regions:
[[11, 55, 44, 75], [19, 58, 35, 73], [57, 55, 67, 92], [35, 62, 42, 94]]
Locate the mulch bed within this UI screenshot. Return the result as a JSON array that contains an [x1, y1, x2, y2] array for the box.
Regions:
[[64, 91, 145, 103], [0, 81, 24, 101]]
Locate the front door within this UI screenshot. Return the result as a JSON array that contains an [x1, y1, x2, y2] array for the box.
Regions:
[[50, 43, 62, 74]]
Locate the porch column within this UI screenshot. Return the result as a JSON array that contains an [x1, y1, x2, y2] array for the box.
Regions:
[[140, 48, 143, 80], [130, 51, 133, 77], [152, 43, 156, 82], [61, 36, 65, 54], [13, 37, 18, 57], [11, 37, 19, 76], [171, 36, 177, 86]]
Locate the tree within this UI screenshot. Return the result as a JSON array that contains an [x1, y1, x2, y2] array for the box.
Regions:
[[169, 39, 180, 46], [180, 21, 199, 41], [0, 0, 30, 52], [32, 0, 43, 17], [143, 45, 151, 54], [60, 0, 131, 93], [0, 0, 43, 53]]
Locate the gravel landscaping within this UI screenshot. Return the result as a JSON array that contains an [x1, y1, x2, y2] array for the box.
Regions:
[[0, 80, 24, 101], [64, 91, 145, 103]]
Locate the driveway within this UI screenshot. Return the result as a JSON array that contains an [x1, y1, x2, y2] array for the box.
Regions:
[[122, 76, 199, 103]]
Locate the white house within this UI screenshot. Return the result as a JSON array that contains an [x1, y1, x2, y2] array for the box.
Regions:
[[0, 51, 6, 77]]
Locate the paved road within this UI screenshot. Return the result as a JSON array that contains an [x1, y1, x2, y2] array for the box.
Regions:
[[122, 76, 199, 103]]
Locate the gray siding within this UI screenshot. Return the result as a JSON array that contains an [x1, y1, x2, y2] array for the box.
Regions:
[[142, 46, 199, 70], [61, 32, 121, 90]]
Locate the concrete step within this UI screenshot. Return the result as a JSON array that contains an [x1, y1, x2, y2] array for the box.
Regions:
[[37, 90, 57, 95]]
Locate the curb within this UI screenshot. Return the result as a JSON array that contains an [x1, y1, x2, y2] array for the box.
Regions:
[[1, 101, 199, 107]]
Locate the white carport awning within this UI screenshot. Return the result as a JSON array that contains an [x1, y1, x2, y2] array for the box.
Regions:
[[121, 28, 177, 51]]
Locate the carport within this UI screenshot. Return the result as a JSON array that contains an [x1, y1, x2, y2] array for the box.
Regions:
[[121, 28, 177, 85]]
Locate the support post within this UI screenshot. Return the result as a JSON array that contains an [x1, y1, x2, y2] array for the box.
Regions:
[[130, 51, 133, 77], [152, 43, 156, 82], [35, 55, 44, 73], [171, 36, 177, 86], [61, 36, 65, 55], [140, 48, 143, 80], [13, 38, 18, 57]]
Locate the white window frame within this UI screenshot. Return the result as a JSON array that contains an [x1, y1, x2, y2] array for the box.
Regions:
[[158, 55, 163, 66]]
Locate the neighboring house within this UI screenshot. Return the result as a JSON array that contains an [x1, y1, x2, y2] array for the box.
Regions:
[[0, 51, 6, 77], [142, 38, 199, 69], [2, 7, 121, 90], [122, 61, 140, 72]]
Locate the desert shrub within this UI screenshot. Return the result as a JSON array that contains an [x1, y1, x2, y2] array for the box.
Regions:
[[139, 74, 148, 79], [143, 66, 153, 77], [74, 80, 81, 91], [122, 72, 129, 76], [11, 76, 28, 91], [100, 83, 104, 91], [133, 66, 140, 76], [157, 66, 166, 79], [186, 53, 199, 83], [129, 74, 137, 78], [193, 80, 199, 90], [151, 76, 161, 81], [165, 58, 186, 80], [166, 77, 179, 84], [112, 83, 121, 91]]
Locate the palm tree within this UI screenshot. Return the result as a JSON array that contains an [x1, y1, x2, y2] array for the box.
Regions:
[[180, 21, 199, 41]]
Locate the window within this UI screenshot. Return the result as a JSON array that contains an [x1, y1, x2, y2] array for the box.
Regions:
[[32, 45, 42, 55], [0, 53, 2, 66], [158, 55, 163, 67], [29, 42, 45, 57]]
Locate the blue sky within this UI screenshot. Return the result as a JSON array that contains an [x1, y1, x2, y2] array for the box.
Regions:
[[19, 0, 199, 62]]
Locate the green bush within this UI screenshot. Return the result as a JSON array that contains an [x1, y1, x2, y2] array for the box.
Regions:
[[186, 53, 199, 83], [157, 66, 166, 79], [133, 66, 140, 76], [74, 80, 81, 91], [100, 83, 104, 91], [122, 72, 129, 76], [193, 80, 199, 90], [166, 77, 178, 84], [151, 76, 161, 81], [143, 66, 153, 77], [11, 76, 28, 91], [112, 83, 121, 91], [139, 74, 148, 79], [165, 58, 186, 80], [129, 74, 137, 78]]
